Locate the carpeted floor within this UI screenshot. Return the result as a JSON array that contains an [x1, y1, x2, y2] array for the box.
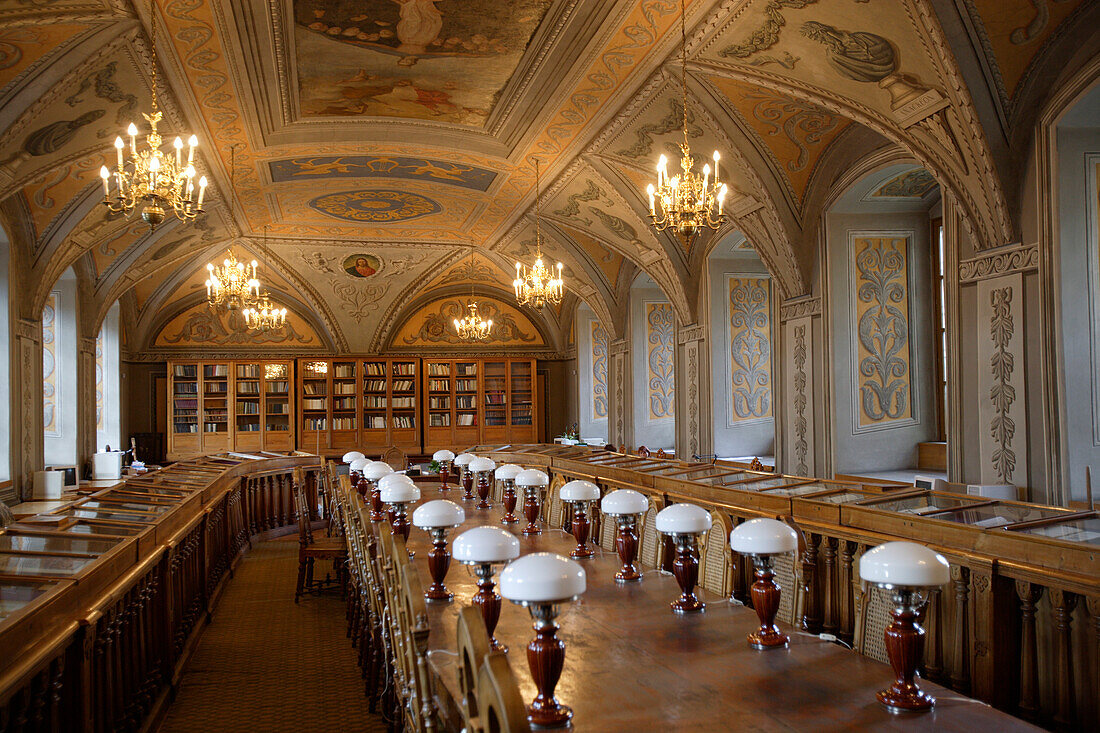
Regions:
[[158, 538, 386, 733]]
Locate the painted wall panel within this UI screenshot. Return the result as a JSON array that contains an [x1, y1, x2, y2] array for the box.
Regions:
[[784, 317, 815, 476], [575, 305, 608, 442], [631, 287, 674, 450], [977, 274, 1028, 486]]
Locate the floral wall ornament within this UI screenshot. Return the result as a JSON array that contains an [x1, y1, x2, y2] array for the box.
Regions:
[[645, 302, 675, 420], [728, 277, 772, 422], [397, 297, 541, 346], [851, 235, 913, 428], [592, 320, 608, 420], [988, 287, 1017, 482]]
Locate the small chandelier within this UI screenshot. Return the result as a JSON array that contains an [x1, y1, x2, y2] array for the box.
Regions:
[[205, 251, 259, 311], [453, 301, 493, 341], [99, 0, 206, 229], [244, 292, 287, 332], [243, 226, 286, 330], [514, 157, 564, 309], [645, 0, 727, 245]]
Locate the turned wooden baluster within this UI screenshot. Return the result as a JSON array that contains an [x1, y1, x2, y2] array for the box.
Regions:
[[839, 540, 855, 646], [1049, 588, 1078, 729], [800, 533, 820, 632], [1088, 596, 1100, 730], [949, 565, 970, 694], [1014, 580, 1043, 721], [822, 537, 838, 636]]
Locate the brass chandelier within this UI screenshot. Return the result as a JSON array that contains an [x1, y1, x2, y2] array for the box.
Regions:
[[453, 301, 493, 341], [205, 251, 260, 311], [99, 0, 206, 229], [513, 158, 564, 309], [645, 0, 727, 244], [244, 227, 287, 331]]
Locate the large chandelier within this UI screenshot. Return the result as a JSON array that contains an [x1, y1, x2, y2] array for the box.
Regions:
[[99, 0, 206, 229], [645, 0, 727, 245], [205, 251, 259, 311], [244, 292, 287, 331], [514, 157, 564, 308], [453, 301, 493, 341]]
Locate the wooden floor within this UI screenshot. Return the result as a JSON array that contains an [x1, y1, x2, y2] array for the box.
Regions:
[[157, 538, 384, 733]]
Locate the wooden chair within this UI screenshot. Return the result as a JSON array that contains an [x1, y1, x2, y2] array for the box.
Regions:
[[699, 509, 734, 598], [637, 495, 665, 569], [545, 475, 566, 531], [457, 606, 492, 730], [636, 445, 650, 458], [399, 563, 437, 731], [382, 445, 407, 472], [655, 448, 668, 459], [477, 652, 531, 732], [598, 503, 617, 552], [293, 467, 347, 603]]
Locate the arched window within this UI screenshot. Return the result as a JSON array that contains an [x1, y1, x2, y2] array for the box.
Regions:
[[43, 267, 78, 470], [96, 301, 121, 452]]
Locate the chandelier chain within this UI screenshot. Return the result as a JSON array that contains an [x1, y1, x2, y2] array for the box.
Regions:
[[513, 156, 564, 309]]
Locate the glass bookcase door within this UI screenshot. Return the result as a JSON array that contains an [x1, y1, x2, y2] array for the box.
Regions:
[[300, 360, 329, 436], [484, 361, 507, 427], [263, 363, 291, 439], [235, 363, 262, 437], [510, 361, 534, 428], [361, 360, 388, 442], [391, 360, 418, 446], [172, 363, 199, 436], [427, 361, 452, 428], [201, 363, 230, 435]]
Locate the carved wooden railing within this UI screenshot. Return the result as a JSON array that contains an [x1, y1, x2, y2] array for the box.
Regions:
[[0, 454, 323, 733]]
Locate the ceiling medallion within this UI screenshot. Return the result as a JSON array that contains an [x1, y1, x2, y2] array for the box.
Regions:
[[307, 189, 441, 223], [645, 0, 727, 246], [99, 0, 206, 229], [514, 158, 564, 309]]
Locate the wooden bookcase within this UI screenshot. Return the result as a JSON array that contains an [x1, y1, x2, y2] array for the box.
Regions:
[[422, 357, 537, 452], [168, 359, 295, 459]]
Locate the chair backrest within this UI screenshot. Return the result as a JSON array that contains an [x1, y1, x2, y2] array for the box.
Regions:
[[400, 563, 436, 730], [457, 606, 492, 727], [636, 445, 650, 458], [477, 652, 531, 733], [655, 448, 668, 459], [699, 509, 734, 597], [292, 467, 313, 546], [545, 475, 565, 529], [637, 496, 664, 569], [382, 445, 407, 471], [599, 505, 617, 552]]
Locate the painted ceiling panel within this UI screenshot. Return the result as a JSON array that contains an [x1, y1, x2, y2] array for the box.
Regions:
[[0, 24, 92, 92], [557, 225, 624, 287], [153, 299, 323, 349]]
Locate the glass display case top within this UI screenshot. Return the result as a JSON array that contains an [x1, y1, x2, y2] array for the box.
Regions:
[[0, 532, 118, 556], [931, 503, 1073, 529], [0, 579, 59, 622], [859, 491, 988, 516], [760, 482, 835, 497], [797, 490, 875, 505], [0, 552, 97, 578], [1009, 515, 1100, 546]]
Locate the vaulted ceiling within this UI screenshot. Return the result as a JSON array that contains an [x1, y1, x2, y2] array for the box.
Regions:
[[0, 0, 1094, 356]]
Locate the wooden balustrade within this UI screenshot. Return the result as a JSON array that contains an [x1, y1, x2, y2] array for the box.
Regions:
[[0, 454, 323, 733]]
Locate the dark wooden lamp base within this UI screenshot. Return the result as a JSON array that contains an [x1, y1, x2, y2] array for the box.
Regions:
[[614, 517, 641, 582], [670, 535, 704, 614], [424, 530, 453, 602], [472, 563, 506, 653], [569, 502, 593, 559], [461, 470, 475, 500], [389, 503, 414, 558], [476, 473, 492, 509], [439, 464, 452, 491], [877, 588, 935, 713], [501, 483, 519, 524], [747, 559, 788, 649], [522, 489, 542, 536], [525, 603, 573, 728]]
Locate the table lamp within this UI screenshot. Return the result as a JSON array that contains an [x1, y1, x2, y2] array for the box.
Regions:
[[412, 499, 466, 602], [600, 489, 649, 582], [859, 541, 950, 714], [453, 526, 521, 652], [363, 460, 395, 521], [500, 552, 586, 728], [343, 450, 365, 465], [380, 478, 421, 554], [349, 458, 369, 496], [469, 456, 497, 509], [495, 464, 523, 524], [454, 453, 476, 499], [655, 503, 712, 614], [433, 449, 456, 490], [560, 480, 600, 559], [729, 518, 798, 649], [516, 469, 549, 536]]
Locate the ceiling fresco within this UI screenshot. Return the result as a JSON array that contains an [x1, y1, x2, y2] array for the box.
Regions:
[[0, 0, 1087, 354], [292, 0, 554, 125]]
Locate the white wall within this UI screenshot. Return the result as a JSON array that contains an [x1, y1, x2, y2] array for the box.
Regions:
[[630, 278, 675, 450], [575, 304, 608, 442], [1057, 119, 1100, 503], [43, 269, 77, 467], [708, 250, 775, 458], [97, 301, 122, 452]]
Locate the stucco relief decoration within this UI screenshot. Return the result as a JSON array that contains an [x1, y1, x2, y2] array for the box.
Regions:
[[300, 250, 394, 323], [793, 324, 809, 475], [870, 168, 937, 199], [308, 189, 442, 223], [728, 277, 772, 422], [42, 293, 58, 436], [616, 99, 703, 159], [645, 302, 675, 420], [399, 298, 539, 346], [592, 321, 608, 420], [745, 91, 839, 174], [853, 236, 913, 428], [719, 0, 821, 60], [160, 307, 317, 347], [269, 156, 497, 191], [988, 287, 1017, 482], [95, 330, 104, 431]]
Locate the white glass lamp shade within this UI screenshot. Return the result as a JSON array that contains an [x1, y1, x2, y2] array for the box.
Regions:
[[560, 480, 600, 502], [453, 526, 521, 564], [433, 449, 456, 462], [412, 499, 465, 530], [859, 541, 950, 588], [500, 552, 586, 603], [364, 461, 394, 481], [601, 489, 649, 516], [454, 453, 476, 467], [469, 457, 496, 473], [349, 458, 369, 473], [378, 473, 415, 491], [380, 482, 421, 504], [515, 469, 549, 488], [343, 451, 366, 464], [495, 463, 523, 481], [655, 503, 713, 535], [729, 518, 798, 556]]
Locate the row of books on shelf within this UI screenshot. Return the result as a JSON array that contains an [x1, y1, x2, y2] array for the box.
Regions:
[[237, 382, 261, 394], [303, 398, 326, 410], [333, 364, 356, 378], [174, 383, 198, 394], [267, 422, 289, 431], [304, 418, 327, 430], [204, 423, 228, 432], [173, 365, 197, 378], [237, 364, 261, 378], [364, 416, 386, 429], [174, 398, 198, 410], [427, 363, 450, 376], [456, 364, 477, 376], [393, 416, 415, 429], [267, 404, 288, 414], [302, 382, 327, 395], [334, 382, 356, 395], [456, 378, 477, 392], [457, 414, 477, 426], [204, 365, 229, 377], [429, 414, 450, 427], [237, 402, 260, 415], [428, 379, 450, 392], [429, 397, 449, 410], [173, 422, 197, 433], [332, 417, 355, 430], [205, 383, 228, 394], [237, 423, 261, 432], [485, 393, 506, 405], [363, 397, 418, 409], [456, 396, 476, 410], [267, 381, 289, 393], [363, 379, 388, 392], [334, 397, 356, 410]]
